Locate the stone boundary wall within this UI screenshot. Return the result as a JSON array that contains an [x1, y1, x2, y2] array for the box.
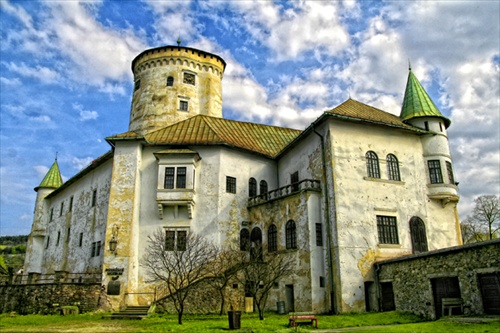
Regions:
[[0, 283, 103, 314], [377, 239, 500, 319]]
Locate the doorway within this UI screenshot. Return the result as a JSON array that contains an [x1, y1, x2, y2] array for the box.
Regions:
[[431, 276, 461, 318], [285, 284, 295, 312], [479, 273, 500, 314]]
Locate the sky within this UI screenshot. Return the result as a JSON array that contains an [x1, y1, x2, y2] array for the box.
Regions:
[[0, 0, 499, 236]]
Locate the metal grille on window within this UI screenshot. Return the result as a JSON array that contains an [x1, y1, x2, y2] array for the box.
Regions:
[[386, 154, 401, 181], [428, 160, 443, 184], [377, 216, 399, 244], [164, 167, 175, 189], [176, 167, 187, 188], [177, 231, 187, 251], [179, 100, 188, 111], [226, 176, 236, 193], [165, 230, 175, 251], [315, 223, 323, 246], [366, 151, 380, 178]]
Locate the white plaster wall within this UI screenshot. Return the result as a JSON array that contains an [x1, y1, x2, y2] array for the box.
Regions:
[[34, 158, 112, 275]]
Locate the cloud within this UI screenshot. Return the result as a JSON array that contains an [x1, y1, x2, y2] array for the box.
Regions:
[[71, 156, 95, 171], [5, 62, 59, 84], [73, 103, 99, 121]]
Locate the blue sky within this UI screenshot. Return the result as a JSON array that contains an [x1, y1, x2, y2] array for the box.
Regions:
[[1, 0, 499, 236]]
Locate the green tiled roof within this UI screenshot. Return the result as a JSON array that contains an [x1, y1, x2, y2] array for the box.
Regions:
[[36, 160, 63, 190], [400, 70, 451, 128], [143, 115, 302, 158], [324, 98, 425, 132]]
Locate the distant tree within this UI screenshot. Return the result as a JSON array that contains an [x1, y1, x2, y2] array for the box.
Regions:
[[237, 244, 295, 320], [141, 229, 219, 324], [461, 195, 500, 243]]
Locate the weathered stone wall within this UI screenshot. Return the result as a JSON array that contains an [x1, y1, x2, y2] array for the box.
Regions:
[[377, 239, 500, 319], [0, 283, 103, 314]]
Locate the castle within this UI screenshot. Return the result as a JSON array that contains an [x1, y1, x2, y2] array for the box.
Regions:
[[23, 45, 461, 313]]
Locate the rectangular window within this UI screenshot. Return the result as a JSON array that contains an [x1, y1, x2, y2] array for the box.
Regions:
[[96, 241, 101, 257], [424, 121, 429, 131], [428, 160, 443, 184], [91, 189, 97, 207], [165, 230, 188, 251], [226, 176, 236, 193], [50, 208, 54, 222], [291, 171, 299, 192], [176, 167, 186, 189], [377, 216, 399, 244], [56, 231, 61, 246], [179, 100, 188, 111], [439, 122, 443, 132], [446, 161, 455, 184], [319, 276, 325, 288], [60, 202, 64, 216], [316, 223, 323, 246], [45, 236, 50, 249], [91, 242, 96, 257], [164, 167, 175, 189], [79, 233, 83, 247], [66, 228, 70, 242], [69, 196, 73, 212]]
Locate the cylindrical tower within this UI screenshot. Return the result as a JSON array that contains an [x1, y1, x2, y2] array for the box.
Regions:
[[129, 45, 226, 134]]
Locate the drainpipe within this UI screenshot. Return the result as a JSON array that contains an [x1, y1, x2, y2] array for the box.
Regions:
[[313, 127, 336, 314]]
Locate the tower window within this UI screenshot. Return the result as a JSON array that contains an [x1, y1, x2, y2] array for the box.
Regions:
[[183, 72, 195, 85], [446, 161, 455, 184], [286, 220, 297, 249], [424, 121, 429, 131], [60, 202, 64, 216], [316, 223, 323, 246], [179, 100, 188, 111], [134, 79, 141, 91], [69, 196, 73, 212], [428, 160, 443, 184], [167, 76, 174, 86], [91, 189, 97, 207]]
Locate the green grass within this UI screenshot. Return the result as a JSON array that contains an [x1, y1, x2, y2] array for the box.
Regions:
[[0, 311, 498, 333]]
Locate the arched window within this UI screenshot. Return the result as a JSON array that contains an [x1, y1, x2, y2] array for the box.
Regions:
[[410, 217, 428, 253], [366, 151, 380, 178], [167, 76, 174, 86], [268, 224, 277, 252], [249, 178, 257, 197], [260, 180, 268, 195], [250, 227, 262, 260], [386, 154, 400, 181], [240, 229, 249, 251], [286, 220, 297, 249]]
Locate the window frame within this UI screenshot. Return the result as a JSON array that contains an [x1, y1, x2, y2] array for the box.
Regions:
[[259, 180, 268, 195], [315, 223, 323, 246], [268, 224, 278, 252], [291, 171, 299, 192], [183, 72, 196, 85], [366, 151, 380, 178], [164, 166, 187, 189], [179, 100, 188, 112], [91, 189, 97, 207], [167, 76, 174, 86], [446, 161, 455, 185], [386, 154, 401, 181], [249, 178, 257, 197], [286, 220, 297, 249], [226, 176, 237, 194], [164, 229, 188, 252], [240, 228, 250, 251], [428, 160, 443, 184], [376, 215, 399, 245]]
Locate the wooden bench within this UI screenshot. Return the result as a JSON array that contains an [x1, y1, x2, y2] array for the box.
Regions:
[[442, 298, 464, 316], [288, 312, 318, 328]]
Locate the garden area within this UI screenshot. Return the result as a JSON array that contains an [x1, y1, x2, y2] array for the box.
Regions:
[[1, 311, 498, 333]]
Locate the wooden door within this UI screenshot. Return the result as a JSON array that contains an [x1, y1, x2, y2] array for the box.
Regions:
[[479, 273, 500, 314], [432, 277, 461, 318]]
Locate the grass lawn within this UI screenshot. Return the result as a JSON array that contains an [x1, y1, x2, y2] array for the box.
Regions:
[[0, 311, 498, 332]]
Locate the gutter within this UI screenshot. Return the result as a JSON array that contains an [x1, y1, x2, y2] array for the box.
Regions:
[[313, 127, 337, 314]]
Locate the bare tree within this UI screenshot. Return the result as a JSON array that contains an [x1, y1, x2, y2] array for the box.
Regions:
[[237, 245, 295, 320], [462, 195, 500, 243], [141, 229, 219, 324]]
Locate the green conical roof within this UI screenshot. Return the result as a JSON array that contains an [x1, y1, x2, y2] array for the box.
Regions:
[[400, 70, 451, 128], [35, 160, 63, 191]]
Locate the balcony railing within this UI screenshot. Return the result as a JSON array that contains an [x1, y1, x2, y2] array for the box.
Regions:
[[248, 179, 321, 207], [1, 272, 102, 285]]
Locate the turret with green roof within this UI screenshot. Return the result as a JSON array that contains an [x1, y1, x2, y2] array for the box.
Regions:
[[34, 159, 63, 192], [400, 69, 451, 128]]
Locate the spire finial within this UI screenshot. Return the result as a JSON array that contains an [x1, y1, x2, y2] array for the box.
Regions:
[[55, 151, 58, 161], [177, 37, 181, 46], [408, 59, 412, 71]]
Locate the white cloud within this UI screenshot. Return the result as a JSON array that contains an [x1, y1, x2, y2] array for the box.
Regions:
[[71, 156, 95, 171], [73, 102, 99, 121], [6, 62, 59, 83], [0, 76, 21, 86]]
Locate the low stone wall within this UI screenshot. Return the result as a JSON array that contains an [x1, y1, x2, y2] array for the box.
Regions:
[[377, 239, 500, 319], [0, 283, 103, 314]]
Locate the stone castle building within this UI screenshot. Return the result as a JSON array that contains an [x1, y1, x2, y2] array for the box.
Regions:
[[23, 45, 462, 313]]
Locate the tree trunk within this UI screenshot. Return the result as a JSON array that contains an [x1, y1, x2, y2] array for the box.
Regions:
[[219, 290, 225, 315], [178, 309, 183, 325]]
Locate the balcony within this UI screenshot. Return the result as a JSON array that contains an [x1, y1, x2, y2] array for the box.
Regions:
[[248, 179, 321, 208]]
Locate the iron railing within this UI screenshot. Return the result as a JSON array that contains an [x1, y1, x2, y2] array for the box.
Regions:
[[248, 179, 321, 207]]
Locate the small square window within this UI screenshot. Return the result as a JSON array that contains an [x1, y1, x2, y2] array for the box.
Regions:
[[179, 100, 188, 111], [183, 73, 195, 85], [319, 276, 325, 288], [226, 176, 236, 193]]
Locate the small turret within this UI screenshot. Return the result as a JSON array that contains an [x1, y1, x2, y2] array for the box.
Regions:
[[24, 159, 63, 274], [400, 69, 458, 206]]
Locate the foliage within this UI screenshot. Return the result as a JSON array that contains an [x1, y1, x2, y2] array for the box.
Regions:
[[141, 229, 219, 324], [0, 244, 27, 254], [1, 311, 498, 333], [0, 235, 28, 246], [236, 244, 295, 320], [461, 195, 500, 243]]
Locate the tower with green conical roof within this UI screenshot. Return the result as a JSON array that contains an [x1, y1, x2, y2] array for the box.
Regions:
[[400, 69, 459, 227], [25, 159, 64, 274]]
